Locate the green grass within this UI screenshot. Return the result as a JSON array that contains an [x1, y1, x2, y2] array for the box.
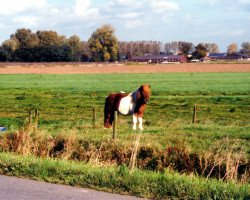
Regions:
[[0, 72, 249, 197], [0, 73, 249, 94], [0, 73, 249, 154], [0, 152, 249, 200]]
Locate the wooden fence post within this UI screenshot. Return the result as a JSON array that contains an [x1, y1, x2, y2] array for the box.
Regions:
[[129, 133, 141, 172], [112, 111, 118, 139], [92, 107, 96, 128], [192, 105, 197, 124], [29, 110, 33, 124], [34, 109, 39, 129]]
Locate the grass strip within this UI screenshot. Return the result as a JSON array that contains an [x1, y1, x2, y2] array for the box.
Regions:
[[0, 152, 249, 200]]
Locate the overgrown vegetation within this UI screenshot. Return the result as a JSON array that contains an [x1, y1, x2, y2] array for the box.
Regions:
[[0, 128, 249, 183], [0, 152, 249, 200]]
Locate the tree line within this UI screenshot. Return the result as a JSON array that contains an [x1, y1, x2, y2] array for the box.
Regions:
[[0, 24, 249, 62]]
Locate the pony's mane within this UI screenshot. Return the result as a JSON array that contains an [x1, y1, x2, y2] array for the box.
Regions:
[[131, 85, 151, 103], [131, 88, 139, 102]]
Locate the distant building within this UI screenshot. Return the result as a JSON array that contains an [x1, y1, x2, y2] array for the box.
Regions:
[[226, 53, 250, 60], [129, 54, 187, 63], [208, 53, 250, 61], [208, 53, 227, 61]]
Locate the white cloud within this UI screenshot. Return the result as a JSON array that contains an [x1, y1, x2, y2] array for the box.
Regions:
[[199, 0, 250, 7], [73, 0, 91, 16], [0, 0, 47, 15], [199, 0, 218, 6], [238, 0, 250, 4], [101, 0, 180, 30], [109, 0, 141, 7], [0, 23, 7, 29], [151, 0, 179, 13], [13, 16, 39, 26], [116, 0, 137, 6], [0, 0, 248, 50], [73, 0, 99, 18], [125, 19, 144, 29], [228, 30, 245, 37], [117, 12, 140, 19]]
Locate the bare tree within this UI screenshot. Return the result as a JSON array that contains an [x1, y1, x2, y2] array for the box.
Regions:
[[179, 41, 194, 55], [240, 42, 250, 56], [192, 43, 207, 59], [80, 41, 91, 61], [164, 41, 179, 55], [227, 43, 238, 55], [204, 43, 219, 53]]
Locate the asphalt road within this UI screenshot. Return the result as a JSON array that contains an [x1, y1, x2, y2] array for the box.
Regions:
[[0, 175, 147, 200]]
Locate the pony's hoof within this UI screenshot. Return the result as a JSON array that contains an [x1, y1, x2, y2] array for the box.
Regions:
[[139, 126, 144, 131]]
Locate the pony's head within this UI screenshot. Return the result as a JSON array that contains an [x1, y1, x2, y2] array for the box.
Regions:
[[139, 84, 151, 103]]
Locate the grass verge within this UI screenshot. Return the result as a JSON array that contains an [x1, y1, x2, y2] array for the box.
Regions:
[[0, 152, 249, 200]]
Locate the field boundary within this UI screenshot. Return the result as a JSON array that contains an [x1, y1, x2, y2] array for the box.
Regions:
[[0, 63, 250, 74]]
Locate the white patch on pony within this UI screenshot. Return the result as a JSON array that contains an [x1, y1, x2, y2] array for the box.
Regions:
[[117, 88, 145, 131], [118, 94, 134, 115], [120, 91, 126, 93]]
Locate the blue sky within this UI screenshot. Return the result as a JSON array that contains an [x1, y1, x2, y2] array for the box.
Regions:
[[0, 0, 249, 51]]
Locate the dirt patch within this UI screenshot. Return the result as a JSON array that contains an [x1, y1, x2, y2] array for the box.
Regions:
[[0, 62, 250, 74]]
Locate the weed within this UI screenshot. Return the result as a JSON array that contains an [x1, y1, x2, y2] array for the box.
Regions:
[[0, 152, 249, 200], [0, 128, 249, 183]]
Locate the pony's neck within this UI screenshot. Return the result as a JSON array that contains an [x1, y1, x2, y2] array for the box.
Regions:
[[131, 88, 140, 102]]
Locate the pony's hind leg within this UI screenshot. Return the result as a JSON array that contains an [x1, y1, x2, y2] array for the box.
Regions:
[[104, 113, 112, 128], [104, 101, 113, 128]]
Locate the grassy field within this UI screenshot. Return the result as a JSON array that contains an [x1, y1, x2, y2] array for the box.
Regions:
[[0, 152, 249, 200], [0, 73, 249, 146], [0, 73, 249, 184]]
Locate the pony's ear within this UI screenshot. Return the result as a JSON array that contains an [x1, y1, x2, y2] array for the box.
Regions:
[[148, 85, 151, 88]]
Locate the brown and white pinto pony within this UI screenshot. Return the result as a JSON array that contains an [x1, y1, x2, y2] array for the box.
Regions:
[[104, 84, 151, 130]]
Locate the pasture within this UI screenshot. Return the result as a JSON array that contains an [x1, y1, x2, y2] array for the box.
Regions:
[[0, 72, 249, 182], [0, 73, 249, 146]]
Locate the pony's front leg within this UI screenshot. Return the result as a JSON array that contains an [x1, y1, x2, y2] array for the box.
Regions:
[[132, 114, 137, 130], [138, 117, 143, 131]]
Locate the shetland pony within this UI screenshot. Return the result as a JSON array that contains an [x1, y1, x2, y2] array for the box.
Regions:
[[104, 85, 151, 130]]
